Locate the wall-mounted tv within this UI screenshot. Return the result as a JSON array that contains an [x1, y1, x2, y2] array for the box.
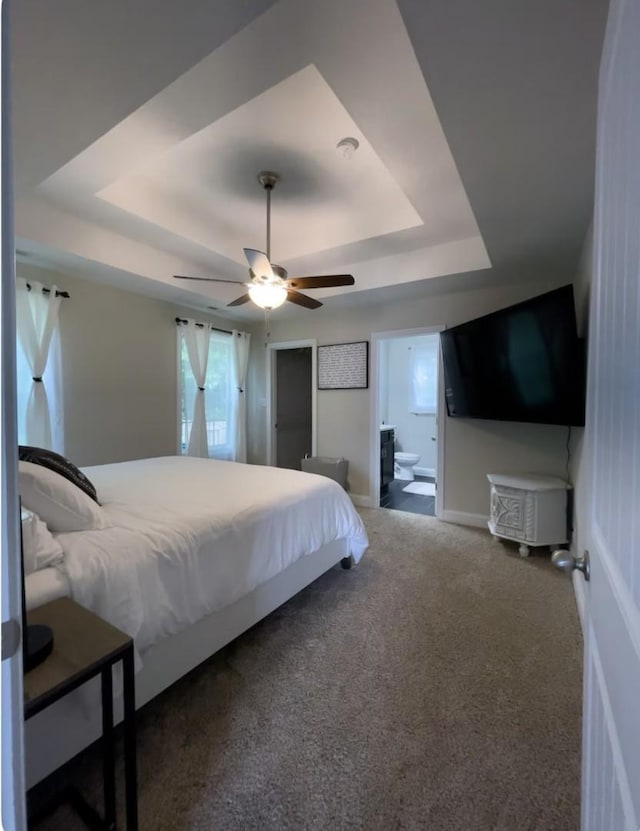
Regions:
[[440, 285, 585, 427]]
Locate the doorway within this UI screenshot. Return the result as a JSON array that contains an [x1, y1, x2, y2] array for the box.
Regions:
[[371, 328, 445, 517], [266, 340, 317, 469]]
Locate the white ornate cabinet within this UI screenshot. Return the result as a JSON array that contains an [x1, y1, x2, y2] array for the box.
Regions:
[[487, 473, 570, 557]]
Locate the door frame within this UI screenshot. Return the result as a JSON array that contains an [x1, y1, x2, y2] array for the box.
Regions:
[[1, 1, 27, 827], [370, 326, 446, 517], [265, 339, 317, 467]]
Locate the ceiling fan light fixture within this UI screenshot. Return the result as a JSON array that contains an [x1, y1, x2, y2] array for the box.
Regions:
[[173, 171, 355, 311], [248, 283, 287, 310]]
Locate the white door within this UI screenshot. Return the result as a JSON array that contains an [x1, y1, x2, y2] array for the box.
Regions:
[[1, 3, 27, 828], [580, 0, 640, 827]]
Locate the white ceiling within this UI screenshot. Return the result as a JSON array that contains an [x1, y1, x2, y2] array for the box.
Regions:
[[11, 0, 608, 319]]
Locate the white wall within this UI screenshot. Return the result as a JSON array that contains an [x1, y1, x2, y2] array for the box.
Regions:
[[247, 277, 574, 515], [16, 262, 237, 466], [383, 334, 438, 475]]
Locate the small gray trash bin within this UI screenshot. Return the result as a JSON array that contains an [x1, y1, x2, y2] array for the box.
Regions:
[[301, 456, 349, 491]]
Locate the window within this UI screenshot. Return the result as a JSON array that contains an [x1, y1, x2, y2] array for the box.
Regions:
[[15, 333, 63, 447], [15, 279, 64, 451], [410, 344, 438, 414], [179, 329, 234, 458]]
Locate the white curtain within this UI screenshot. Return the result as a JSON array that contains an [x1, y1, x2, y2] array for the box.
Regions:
[[15, 278, 63, 450], [231, 330, 251, 462], [183, 320, 211, 457]]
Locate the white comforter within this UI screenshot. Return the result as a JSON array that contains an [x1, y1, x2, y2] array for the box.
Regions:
[[56, 457, 368, 655]]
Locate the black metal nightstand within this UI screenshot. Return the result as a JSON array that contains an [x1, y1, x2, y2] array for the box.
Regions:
[[24, 597, 138, 830]]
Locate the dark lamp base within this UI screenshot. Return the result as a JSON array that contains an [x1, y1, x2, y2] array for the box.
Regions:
[[24, 624, 54, 672]]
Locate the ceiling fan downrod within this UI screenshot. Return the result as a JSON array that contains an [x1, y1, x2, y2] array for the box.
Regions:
[[258, 171, 279, 262]]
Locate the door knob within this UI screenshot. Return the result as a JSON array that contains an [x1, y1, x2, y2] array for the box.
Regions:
[[551, 549, 590, 581]]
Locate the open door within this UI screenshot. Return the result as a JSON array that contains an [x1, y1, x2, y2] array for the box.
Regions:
[[577, 1, 640, 826], [266, 340, 317, 469], [275, 347, 312, 470], [372, 328, 445, 517]]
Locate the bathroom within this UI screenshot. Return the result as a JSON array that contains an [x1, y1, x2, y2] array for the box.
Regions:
[[377, 331, 440, 516]]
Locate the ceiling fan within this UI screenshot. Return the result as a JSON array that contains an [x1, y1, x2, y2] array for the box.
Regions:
[[174, 172, 355, 310]]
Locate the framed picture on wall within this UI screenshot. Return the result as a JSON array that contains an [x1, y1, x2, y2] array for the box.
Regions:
[[317, 341, 369, 390]]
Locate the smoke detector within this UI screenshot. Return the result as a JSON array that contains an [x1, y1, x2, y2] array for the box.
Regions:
[[336, 137, 360, 159]]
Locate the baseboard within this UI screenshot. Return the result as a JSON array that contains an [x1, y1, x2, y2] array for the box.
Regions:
[[572, 570, 587, 637], [350, 493, 373, 508], [414, 466, 435, 478], [441, 510, 488, 529]]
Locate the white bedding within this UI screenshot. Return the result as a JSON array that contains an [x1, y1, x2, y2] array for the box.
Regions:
[[25, 566, 69, 610], [52, 457, 368, 657]]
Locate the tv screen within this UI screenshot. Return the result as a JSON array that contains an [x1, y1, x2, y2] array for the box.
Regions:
[[440, 285, 585, 426]]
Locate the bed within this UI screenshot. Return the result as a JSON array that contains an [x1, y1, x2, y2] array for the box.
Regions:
[[22, 455, 369, 787]]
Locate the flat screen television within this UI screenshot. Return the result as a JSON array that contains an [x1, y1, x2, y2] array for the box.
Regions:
[[440, 285, 585, 426]]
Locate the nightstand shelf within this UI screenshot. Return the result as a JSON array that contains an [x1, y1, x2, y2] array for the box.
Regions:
[[25, 597, 138, 830]]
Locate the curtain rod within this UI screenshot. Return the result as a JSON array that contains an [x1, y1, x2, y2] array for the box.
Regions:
[[26, 283, 70, 299], [175, 317, 243, 336]]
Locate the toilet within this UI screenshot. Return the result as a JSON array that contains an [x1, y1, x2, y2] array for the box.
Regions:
[[394, 451, 421, 481]]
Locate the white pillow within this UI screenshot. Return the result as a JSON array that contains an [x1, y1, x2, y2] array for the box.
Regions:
[[19, 460, 110, 533], [21, 508, 64, 575]]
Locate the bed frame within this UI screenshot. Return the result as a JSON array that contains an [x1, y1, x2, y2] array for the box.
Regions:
[[25, 539, 351, 787]]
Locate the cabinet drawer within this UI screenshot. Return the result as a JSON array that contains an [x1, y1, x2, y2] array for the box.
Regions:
[[490, 485, 532, 540], [489, 481, 569, 546]]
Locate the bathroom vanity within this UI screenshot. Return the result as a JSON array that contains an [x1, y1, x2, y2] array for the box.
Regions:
[[380, 426, 395, 490]]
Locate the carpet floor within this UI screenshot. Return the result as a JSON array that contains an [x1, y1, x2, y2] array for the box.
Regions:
[[33, 509, 582, 831]]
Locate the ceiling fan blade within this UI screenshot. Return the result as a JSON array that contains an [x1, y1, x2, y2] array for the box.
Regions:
[[227, 293, 252, 307], [286, 274, 355, 289], [174, 275, 244, 284], [286, 289, 322, 310], [243, 248, 273, 280]]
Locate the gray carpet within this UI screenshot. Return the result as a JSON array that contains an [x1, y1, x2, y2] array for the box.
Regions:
[[33, 509, 582, 830]]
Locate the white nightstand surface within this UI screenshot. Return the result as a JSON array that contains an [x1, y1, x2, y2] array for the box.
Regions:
[[487, 473, 570, 491]]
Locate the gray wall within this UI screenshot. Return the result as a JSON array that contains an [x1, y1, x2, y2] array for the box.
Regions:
[[247, 277, 574, 516], [16, 262, 236, 466]]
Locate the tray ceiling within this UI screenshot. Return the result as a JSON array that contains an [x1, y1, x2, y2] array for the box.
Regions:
[[11, 0, 606, 316]]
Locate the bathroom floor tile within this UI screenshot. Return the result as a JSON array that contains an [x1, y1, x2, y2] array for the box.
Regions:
[[381, 476, 436, 517]]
